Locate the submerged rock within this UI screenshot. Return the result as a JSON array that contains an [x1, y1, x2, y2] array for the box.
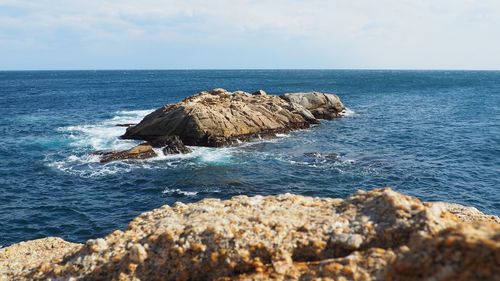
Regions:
[[303, 152, 339, 160], [122, 89, 344, 147], [2, 188, 499, 281]]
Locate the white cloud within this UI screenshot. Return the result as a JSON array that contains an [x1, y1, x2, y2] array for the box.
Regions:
[[0, 0, 499, 69]]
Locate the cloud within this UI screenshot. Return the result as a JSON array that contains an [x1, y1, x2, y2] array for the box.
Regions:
[[0, 0, 499, 69]]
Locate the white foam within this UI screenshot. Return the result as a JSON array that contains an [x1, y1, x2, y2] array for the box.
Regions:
[[196, 147, 232, 163], [47, 109, 160, 177], [235, 136, 280, 148], [46, 153, 139, 178], [341, 107, 356, 117], [162, 188, 198, 196], [47, 142, 237, 177], [275, 133, 289, 138], [275, 153, 356, 169], [144, 146, 233, 164], [57, 109, 154, 151], [115, 109, 155, 116]]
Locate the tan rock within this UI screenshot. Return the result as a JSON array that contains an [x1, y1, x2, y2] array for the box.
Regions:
[[0, 237, 82, 280], [429, 201, 500, 224], [281, 92, 346, 119], [2, 188, 499, 281], [122, 89, 344, 147], [97, 143, 157, 163], [387, 222, 500, 281]]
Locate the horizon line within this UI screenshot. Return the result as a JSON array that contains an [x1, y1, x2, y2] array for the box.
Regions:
[[1, 68, 499, 72]]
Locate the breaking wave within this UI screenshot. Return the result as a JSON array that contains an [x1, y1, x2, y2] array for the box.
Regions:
[[47, 109, 238, 177], [56, 109, 154, 151]]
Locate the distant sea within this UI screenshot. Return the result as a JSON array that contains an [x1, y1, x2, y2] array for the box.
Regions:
[[1, 70, 499, 246]]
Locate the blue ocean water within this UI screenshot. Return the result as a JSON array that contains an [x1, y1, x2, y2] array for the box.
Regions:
[[0, 70, 499, 247]]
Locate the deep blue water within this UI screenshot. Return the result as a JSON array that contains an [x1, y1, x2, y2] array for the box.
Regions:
[[0, 70, 499, 247]]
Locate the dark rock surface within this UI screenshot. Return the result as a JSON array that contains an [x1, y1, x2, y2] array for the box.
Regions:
[[148, 135, 192, 155], [114, 123, 136, 127]]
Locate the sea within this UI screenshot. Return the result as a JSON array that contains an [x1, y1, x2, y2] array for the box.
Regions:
[[0, 70, 499, 247]]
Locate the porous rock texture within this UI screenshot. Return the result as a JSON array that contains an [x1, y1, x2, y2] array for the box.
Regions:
[[430, 201, 500, 224], [0, 237, 82, 280], [2, 188, 499, 281], [122, 89, 346, 147]]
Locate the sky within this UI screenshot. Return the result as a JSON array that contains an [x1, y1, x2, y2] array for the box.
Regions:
[[0, 0, 499, 70]]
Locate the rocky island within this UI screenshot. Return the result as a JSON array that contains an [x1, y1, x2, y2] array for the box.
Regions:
[[97, 88, 346, 162], [1, 188, 499, 280]]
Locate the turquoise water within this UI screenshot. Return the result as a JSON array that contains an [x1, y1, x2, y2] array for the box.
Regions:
[[0, 70, 499, 246]]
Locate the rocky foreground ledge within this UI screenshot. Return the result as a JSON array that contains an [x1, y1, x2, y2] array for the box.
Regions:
[[97, 89, 346, 162], [1, 188, 499, 281]]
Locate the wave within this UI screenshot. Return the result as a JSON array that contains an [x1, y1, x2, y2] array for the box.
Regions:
[[46, 153, 137, 178], [146, 146, 234, 164], [114, 109, 155, 116], [342, 107, 356, 117], [162, 188, 198, 197], [47, 146, 236, 178], [57, 109, 154, 151], [275, 152, 356, 169], [47, 108, 237, 177], [275, 133, 290, 138], [47, 109, 153, 177]]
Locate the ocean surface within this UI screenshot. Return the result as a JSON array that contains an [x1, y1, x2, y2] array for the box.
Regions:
[[0, 70, 499, 246]]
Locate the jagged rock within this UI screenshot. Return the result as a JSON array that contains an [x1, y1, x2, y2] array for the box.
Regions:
[[147, 135, 192, 155], [2, 188, 498, 281], [122, 89, 343, 147], [281, 92, 346, 119], [98, 143, 157, 163]]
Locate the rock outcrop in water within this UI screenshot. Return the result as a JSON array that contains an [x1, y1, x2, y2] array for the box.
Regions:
[[97, 143, 157, 163], [95, 89, 345, 162], [1, 188, 499, 281], [281, 92, 345, 119], [96, 136, 191, 163], [122, 89, 346, 147]]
